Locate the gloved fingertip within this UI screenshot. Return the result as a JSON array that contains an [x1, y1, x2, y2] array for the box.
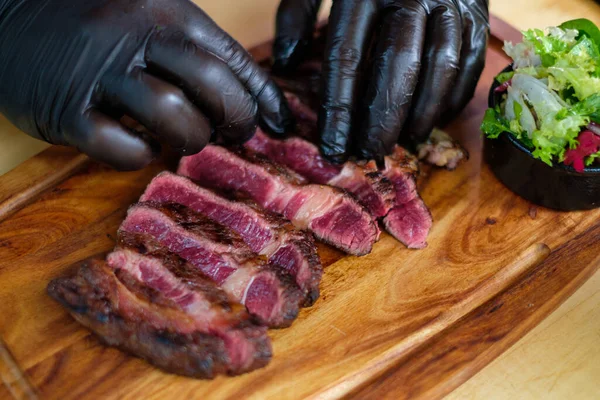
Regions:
[[355, 129, 392, 165], [260, 115, 296, 138], [209, 128, 218, 143], [260, 100, 296, 137], [357, 147, 379, 165], [272, 37, 309, 75], [409, 128, 434, 146], [139, 132, 161, 159], [320, 143, 348, 165]]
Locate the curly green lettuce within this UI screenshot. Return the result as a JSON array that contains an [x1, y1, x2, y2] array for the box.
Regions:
[[481, 20, 600, 167]]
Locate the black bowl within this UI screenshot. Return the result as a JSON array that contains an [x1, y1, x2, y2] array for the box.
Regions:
[[484, 65, 600, 211]]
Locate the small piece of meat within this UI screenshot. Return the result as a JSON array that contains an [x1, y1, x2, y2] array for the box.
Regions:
[[381, 146, 420, 203], [47, 259, 271, 378], [140, 172, 322, 306], [416, 128, 469, 171], [178, 145, 380, 256], [383, 200, 432, 250], [246, 129, 395, 218], [118, 203, 303, 328], [381, 147, 433, 249]]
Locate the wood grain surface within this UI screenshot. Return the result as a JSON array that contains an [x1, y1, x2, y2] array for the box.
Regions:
[[0, 148, 88, 223], [352, 223, 600, 399], [0, 18, 599, 400]]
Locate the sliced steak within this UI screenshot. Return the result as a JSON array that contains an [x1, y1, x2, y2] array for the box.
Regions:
[[383, 199, 432, 250], [178, 145, 379, 256], [381, 146, 433, 249], [246, 129, 395, 218], [140, 172, 322, 306], [118, 203, 303, 328], [277, 93, 432, 249], [47, 259, 271, 378], [107, 249, 270, 373]]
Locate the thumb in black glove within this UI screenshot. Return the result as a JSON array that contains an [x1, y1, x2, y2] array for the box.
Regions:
[[0, 0, 294, 170], [273, 0, 489, 164]]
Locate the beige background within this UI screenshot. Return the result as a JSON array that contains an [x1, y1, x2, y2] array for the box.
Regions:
[[0, 0, 599, 398]]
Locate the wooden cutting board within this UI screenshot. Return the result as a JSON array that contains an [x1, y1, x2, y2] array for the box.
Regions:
[[1, 17, 599, 400]]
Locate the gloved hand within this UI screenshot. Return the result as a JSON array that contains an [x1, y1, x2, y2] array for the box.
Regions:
[[0, 0, 293, 170], [273, 0, 489, 163]]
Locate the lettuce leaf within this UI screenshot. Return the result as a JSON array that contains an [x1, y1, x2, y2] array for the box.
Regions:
[[548, 65, 600, 99], [481, 107, 513, 139], [585, 149, 600, 166], [489, 21, 600, 167], [559, 19, 600, 54], [496, 71, 514, 84], [522, 28, 573, 67], [500, 74, 588, 166], [572, 93, 600, 122], [481, 106, 535, 150]]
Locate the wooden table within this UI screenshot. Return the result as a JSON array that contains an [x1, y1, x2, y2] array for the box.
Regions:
[[449, 1, 600, 398], [0, 0, 599, 398]]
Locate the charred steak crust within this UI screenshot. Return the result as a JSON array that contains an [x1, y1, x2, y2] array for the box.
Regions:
[[268, 235, 322, 307], [233, 148, 308, 185], [178, 145, 379, 256], [139, 201, 253, 251], [115, 235, 239, 312], [47, 260, 271, 378], [118, 202, 304, 328], [107, 249, 271, 372], [140, 173, 323, 306]]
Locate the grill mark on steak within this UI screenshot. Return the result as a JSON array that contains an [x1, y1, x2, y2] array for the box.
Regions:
[[115, 237, 237, 311], [47, 259, 271, 378], [178, 145, 380, 256], [118, 203, 303, 328], [140, 172, 322, 306]]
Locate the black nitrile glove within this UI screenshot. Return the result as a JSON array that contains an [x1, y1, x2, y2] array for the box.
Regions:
[[273, 0, 489, 163], [0, 0, 293, 170]]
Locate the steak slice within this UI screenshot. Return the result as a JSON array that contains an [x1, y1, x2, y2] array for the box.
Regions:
[[140, 172, 322, 306], [381, 147, 433, 249], [47, 259, 271, 378], [178, 145, 380, 256], [246, 129, 395, 218], [106, 249, 270, 373], [271, 93, 432, 249], [118, 203, 303, 328]]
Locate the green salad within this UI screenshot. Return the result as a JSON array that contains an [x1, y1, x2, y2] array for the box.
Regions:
[[481, 19, 600, 172]]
